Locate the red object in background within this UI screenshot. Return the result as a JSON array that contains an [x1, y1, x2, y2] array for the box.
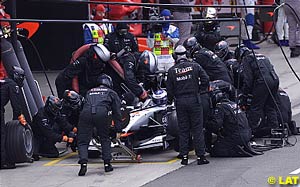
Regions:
[[262, 0, 274, 33], [17, 22, 40, 39], [90, 0, 142, 36], [70, 44, 92, 93], [0, 62, 8, 80]]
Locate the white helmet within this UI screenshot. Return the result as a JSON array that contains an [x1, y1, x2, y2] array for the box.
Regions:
[[138, 50, 158, 74], [173, 45, 187, 62], [93, 44, 110, 62]]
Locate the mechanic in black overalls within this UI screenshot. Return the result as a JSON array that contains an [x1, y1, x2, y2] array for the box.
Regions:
[[237, 45, 280, 135], [166, 45, 210, 165], [194, 7, 223, 51], [31, 96, 74, 160], [183, 37, 233, 84], [208, 90, 255, 157], [104, 23, 148, 101], [0, 66, 26, 169], [77, 74, 122, 176], [55, 44, 110, 98], [61, 90, 84, 151]]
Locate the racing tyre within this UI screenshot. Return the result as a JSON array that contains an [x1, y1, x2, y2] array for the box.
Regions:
[[5, 120, 34, 163]]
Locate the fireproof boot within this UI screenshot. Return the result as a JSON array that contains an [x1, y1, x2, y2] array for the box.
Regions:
[[78, 163, 87, 176], [291, 47, 300, 58], [243, 40, 260, 49], [0, 162, 16, 169], [197, 155, 210, 165], [104, 163, 113, 172], [181, 155, 188, 165]]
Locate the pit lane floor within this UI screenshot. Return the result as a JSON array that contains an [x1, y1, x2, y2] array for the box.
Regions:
[[1, 40, 300, 187]]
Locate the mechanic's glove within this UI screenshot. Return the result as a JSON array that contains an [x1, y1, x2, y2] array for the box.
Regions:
[[110, 52, 117, 60], [139, 90, 148, 102], [72, 127, 78, 133], [116, 133, 122, 140], [18, 114, 27, 126], [62, 135, 69, 142], [68, 137, 74, 143], [68, 131, 77, 139], [62, 135, 74, 143]]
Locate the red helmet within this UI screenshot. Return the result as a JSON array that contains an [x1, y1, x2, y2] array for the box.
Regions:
[[95, 4, 105, 12], [93, 4, 106, 20]]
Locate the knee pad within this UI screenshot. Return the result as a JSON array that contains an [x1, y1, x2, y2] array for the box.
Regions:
[[245, 14, 255, 26]]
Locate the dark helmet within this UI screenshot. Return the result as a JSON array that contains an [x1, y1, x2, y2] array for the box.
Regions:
[[211, 89, 228, 107], [10, 66, 25, 87], [45, 95, 62, 116], [97, 74, 113, 88], [209, 80, 235, 100], [183, 37, 201, 58], [138, 50, 158, 74], [214, 40, 229, 60], [116, 23, 129, 36], [234, 45, 251, 61], [62, 90, 83, 111]]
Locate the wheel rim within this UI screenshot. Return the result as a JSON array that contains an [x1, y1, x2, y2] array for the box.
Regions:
[[23, 129, 33, 153]]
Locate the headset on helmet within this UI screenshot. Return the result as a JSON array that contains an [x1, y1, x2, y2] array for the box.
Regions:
[[209, 80, 235, 100], [97, 74, 113, 88], [210, 89, 228, 107], [62, 90, 83, 111], [152, 89, 167, 105], [10, 66, 25, 87], [93, 44, 111, 62], [214, 40, 229, 60], [183, 37, 201, 58], [234, 45, 251, 61], [45, 95, 62, 116], [138, 50, 158, 75]]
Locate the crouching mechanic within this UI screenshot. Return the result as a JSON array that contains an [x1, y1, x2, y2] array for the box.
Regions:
[[77, 74, 122, 176], [31, 96, 74, 160], [1, 66, 26, 169], [207, 91, 261, 157], [166, 45, 210, 165], [61, 90, 84, 151]]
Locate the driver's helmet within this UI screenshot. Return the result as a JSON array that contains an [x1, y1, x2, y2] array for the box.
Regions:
[[152, 89, 167, 105]]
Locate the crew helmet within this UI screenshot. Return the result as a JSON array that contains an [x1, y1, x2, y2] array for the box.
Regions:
[[62, 90, 83, 111], [93, 44, 110, 62], [97, 74, 113, 88], [183, 37, 202, 58], [214, 40, 229, 60], [172, 45, 187, 62], [138, 50, 158, 74], [11, 66, 25, 87], [45, 95, 62, 116], [234, 44, 251, 61]]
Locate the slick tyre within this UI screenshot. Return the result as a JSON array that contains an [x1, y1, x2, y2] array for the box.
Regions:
[[6, 120, 34, 163]]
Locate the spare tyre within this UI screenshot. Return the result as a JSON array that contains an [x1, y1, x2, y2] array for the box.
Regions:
[[5, 120, 33, 163]]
